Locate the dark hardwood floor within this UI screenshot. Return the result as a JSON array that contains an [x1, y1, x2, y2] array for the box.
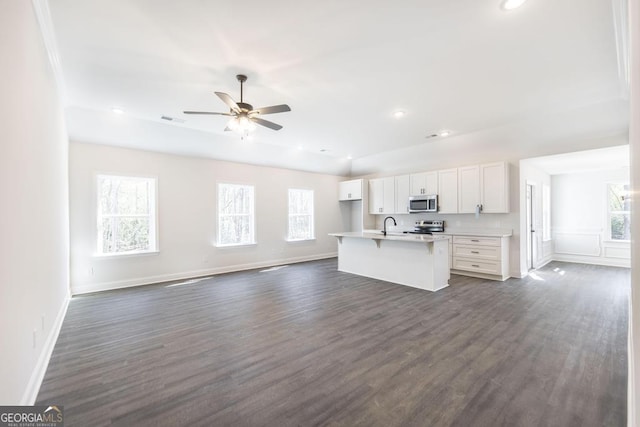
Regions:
[[37, 259, 628, 426]]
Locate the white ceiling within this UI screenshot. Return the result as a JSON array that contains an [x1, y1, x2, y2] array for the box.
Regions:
[[524, 145, 629, 175], [47, 0, 628, 175]]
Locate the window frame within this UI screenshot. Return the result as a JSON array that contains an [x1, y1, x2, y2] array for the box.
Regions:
[[216, 182, 256, 247], [606, 181, 631, 242], [95, 173, 158, 257], [287, 188, 315, 242]]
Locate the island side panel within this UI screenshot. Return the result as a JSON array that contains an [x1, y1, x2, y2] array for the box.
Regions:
[[336, 237, 449, 292]]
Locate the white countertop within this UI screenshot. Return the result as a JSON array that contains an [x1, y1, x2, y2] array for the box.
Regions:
[[329, 231, 449, 243]]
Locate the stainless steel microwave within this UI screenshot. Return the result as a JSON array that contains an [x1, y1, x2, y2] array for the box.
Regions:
[[409, 195, 438, 213]]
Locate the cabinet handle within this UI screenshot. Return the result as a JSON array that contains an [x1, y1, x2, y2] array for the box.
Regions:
[[472, 264, 480, 268], [471, 239, 480, 242], [471, 251, 479, 254]]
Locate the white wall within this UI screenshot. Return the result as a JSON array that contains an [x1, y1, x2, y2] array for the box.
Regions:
[[629, 0, 639, 424], [0, 2, 70, 404], [551, 168, 630, 267], [69, 142, 343, 294]]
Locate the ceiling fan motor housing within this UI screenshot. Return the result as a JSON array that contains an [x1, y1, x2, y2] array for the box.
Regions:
[[236, 102, 253, 112]]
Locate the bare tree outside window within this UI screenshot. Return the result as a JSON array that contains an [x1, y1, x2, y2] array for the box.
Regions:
[[218, 183, 255, 245], [608, 183, 631, 241], [97, 175, 156, 254], [288, 189, 314, 240]]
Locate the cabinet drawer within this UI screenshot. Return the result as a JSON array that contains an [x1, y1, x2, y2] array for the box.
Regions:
[[453, 236, 500, 246], [453, 244, 500, 261], [453, 258, 500, 275]]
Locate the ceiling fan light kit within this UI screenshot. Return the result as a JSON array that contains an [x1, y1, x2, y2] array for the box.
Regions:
[[184, 74, 291, 140]]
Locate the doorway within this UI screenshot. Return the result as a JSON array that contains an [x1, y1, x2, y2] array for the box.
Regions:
[[526, 183, 537, 270]]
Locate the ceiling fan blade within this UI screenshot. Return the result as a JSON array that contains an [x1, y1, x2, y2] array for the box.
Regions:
[[251, 104, 291, 115], [183, 111, 233, 116], [215, 92, 240, 112], [251, 117, 283, 131]]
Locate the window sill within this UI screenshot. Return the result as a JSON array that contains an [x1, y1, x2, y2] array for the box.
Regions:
[[93, 250, 159, 259], [602, 239, 631, 244], [286, 238, 316, 243], [214, 242, 257, 248]]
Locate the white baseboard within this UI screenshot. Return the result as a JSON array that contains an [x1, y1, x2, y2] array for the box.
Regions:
[[72, 252, 338, 295], [20, 293, 70, 405], [552, 254, 631, 268]]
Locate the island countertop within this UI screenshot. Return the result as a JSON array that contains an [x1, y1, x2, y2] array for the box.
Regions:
[[329, 231, 450, 243]]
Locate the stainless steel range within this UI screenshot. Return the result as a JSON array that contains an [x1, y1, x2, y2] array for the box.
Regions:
[[403, 220, 444, 235]]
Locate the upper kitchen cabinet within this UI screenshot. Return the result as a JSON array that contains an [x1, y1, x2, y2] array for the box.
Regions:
[[458, 162, 510, 214], [410, 171, 438, 196], [437, 168, 458, 214], [458, 165, 480, 213], [480, 161, 509, 213], [369, 177, 395, 214], [395, 174, 411, 214], [339, 179, 363, 201]]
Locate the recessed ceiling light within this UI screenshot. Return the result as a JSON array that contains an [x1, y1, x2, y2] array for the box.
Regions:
[[501, 0, 527, 11], [393, 110, 406, 118], [111, 107, 124, 114], [347, 155, 353, 160], [440, 130, 450, 137]]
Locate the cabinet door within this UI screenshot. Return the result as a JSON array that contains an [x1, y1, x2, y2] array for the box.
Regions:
[[410, 171, 438, 196], [424, 171, 438, 195], [382, 177, 395, 214], [480, 162, 509, 213], [395, 175, 411, 214], [339, 179, 362, 201], [369, 179, 384, 214], [437, 169, 458, 214], [369, 177, 395, 214], [458, 165, 480, 213]]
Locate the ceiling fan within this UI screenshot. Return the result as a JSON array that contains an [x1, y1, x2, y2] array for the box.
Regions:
[[184, 74, 291, 135]]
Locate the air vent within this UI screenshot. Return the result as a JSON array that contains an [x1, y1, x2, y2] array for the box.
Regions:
[[161, 115, 185, 123]]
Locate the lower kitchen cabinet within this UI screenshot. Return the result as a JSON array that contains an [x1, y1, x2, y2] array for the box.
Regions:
[[450, 235, 510, 281]]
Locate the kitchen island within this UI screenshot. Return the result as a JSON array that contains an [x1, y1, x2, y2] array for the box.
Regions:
[[329, 232, 450, 292]]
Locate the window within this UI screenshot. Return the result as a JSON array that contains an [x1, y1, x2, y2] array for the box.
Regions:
[[607, 183, 631, 241], [288, 189, 314, 241], [97, 175, 157, 255], [542, 184, 551, 241], [218, 183, 255, 246]]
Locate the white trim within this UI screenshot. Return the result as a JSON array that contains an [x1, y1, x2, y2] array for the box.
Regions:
[[20, 294, 70, 405], [92, 250, 160, 259], [31, 0, 67, 104], [552, 254, 630, 268], [71, 252, 338, 295]]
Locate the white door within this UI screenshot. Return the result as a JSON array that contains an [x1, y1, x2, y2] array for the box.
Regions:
[[526, 184, 537, 270]]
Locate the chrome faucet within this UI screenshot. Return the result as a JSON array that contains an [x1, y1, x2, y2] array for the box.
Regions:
[[383, 216, 397, 236]]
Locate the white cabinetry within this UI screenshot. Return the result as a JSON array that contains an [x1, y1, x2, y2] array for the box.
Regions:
[[395, 175, 411, 214], [410, 171, 438, 196], [458, 165, 480, 213], [369, 177, 395, 214], [480, 162, 509, 213], [451, 235, 510, 281], [437, 169, 458, 214], [339, 179, 363, 201], [457, 162, 509, 214]]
